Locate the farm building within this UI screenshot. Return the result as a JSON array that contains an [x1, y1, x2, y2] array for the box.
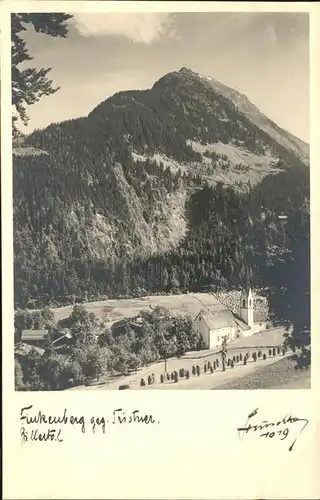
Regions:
[[20, 328, 73, 348], [51, 329, 73, 347], [111, 318, 143, 338], [20, 329, 49, 347]]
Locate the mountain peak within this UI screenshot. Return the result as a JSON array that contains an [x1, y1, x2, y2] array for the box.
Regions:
[[179, 66, 196, 74], [152, 66, 206, 91]]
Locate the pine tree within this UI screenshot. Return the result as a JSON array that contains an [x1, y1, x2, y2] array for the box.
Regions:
[[12, 13, 73, 135]]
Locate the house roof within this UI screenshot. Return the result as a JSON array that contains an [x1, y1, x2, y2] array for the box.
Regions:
[[59, 328, 72, 339], [200, 309, 237, 330], [112, 317, 144, 331], [15, 342, 45, 357], [254, 311, 267, 322], [21, 329, 48, 341], [52, 331, 73, 345]]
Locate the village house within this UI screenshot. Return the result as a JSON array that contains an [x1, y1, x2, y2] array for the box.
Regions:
[[111, 317, 143, 339], [20, 328, 73, 348], [194, 288, 267, 349], [51, 329, 73, 348], [20, 329, 49, 347]]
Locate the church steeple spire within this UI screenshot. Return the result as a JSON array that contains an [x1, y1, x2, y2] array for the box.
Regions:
[[240, 288, 254, 328]]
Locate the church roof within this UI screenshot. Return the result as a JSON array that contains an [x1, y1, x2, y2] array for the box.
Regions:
[[200, 309, 237, 330], [233, 315, 251, 331]]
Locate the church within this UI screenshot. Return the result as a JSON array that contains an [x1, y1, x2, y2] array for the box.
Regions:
[[194, 288, 267, 350]]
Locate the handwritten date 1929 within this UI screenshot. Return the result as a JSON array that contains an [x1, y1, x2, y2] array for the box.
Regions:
[[237, 409, 309, 451]]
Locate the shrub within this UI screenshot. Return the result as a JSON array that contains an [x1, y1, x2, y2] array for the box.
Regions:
[[207, 361, 212, 370], [166, 372, 170, 381], [239, 353, 243, 361], [174, 371, 178, 383], [171, 372, 175, 380], [243, 357, 247, 365], [140, 378, 146, 387], [258, 350, 262, 358], [268, 349, 272, 356], [210, 366, 213, 373], [232, 355, 236, 362], [227, 358, 231, 367], [231, 360, 234, 368], [213, 361, 216, 370], [204, 364, 207, 373], [196, 365, 200, 376], [292, 346, 296, 353], [192, 365, 196, 376], [181, 368, 185, 377], [119, 384, 130, 390], [277, 346, 281, 354], [236, 355, 239, 363], [216, 359, 219, 368], [147, 375, 152, 385], [295, 345, 310, 369], [186, 370, 190, 379], [253, 353, 257, 362], [282, 347, 286, 356], [160, 374, 164, 383], [272, 348, 276, 357]]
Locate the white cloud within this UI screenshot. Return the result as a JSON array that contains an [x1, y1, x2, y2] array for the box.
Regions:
[[265, 24, 277, 45], [72, 13, 175, 44]]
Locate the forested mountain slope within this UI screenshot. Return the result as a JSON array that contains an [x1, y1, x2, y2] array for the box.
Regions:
[[13, 68, 309, 308]]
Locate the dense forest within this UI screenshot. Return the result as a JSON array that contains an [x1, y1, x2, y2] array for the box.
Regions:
[[13, 157, 309, 308], [13, 68, 309, 309]]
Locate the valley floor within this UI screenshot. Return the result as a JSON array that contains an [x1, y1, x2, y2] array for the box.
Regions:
[[67, 327, 309, 391]]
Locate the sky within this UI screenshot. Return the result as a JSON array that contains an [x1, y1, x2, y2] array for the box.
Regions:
[[19, 12, 309, 142]]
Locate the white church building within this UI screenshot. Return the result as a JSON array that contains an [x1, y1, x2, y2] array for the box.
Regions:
[[194, 288, 267, 349]]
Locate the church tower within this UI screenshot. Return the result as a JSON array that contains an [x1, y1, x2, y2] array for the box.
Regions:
[[240, 288, 254, 328]]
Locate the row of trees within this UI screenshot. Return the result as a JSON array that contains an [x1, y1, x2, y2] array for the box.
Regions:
[[139, 345, 292, 387]]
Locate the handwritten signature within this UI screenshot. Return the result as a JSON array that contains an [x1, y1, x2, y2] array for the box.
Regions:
[[237, 408, 309, 451]]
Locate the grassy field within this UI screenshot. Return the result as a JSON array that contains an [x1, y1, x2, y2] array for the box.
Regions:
[[51, 293, 227, 324], [214, 356, 311, 390]]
